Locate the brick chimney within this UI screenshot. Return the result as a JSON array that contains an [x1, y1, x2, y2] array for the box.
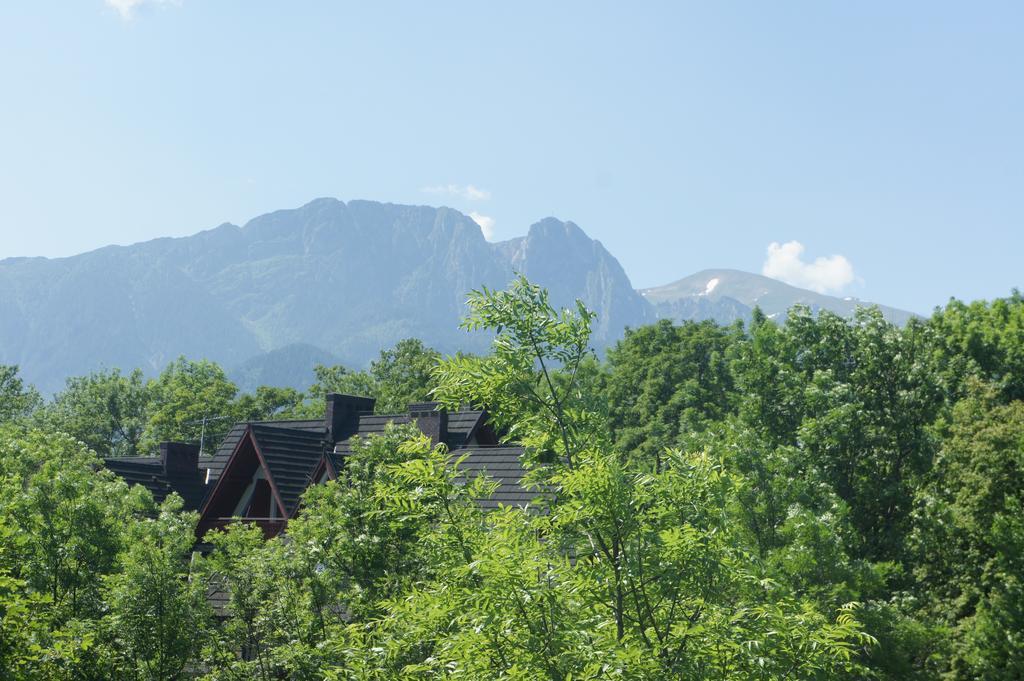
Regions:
[[325, 393, 376, 444], [408, 401, 448, 445], [160, 442, 200, 476]]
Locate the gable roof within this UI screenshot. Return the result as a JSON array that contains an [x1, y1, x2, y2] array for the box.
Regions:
[[103, 455, 207, 509], [201, 418, 325, 490], [197, 403, 530, 539], [248, 424, 327, 517]]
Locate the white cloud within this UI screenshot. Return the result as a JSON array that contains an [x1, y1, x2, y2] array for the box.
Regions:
[[761, 241, 856, 294], [469, 212, 496, 241], [106, 0, 181, 20], [421, 184, 491, 201]]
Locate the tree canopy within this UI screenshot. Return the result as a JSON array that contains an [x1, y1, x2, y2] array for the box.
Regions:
[[1, 283, 1023, 678]]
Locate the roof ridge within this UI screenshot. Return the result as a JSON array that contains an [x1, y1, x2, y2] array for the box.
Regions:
[[249, 423, 326, 437]]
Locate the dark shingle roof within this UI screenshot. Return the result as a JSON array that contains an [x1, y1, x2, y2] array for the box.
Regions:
[[202, 407, 517, 523], [447, 410, 486, 448], [327, 442, 539, 510], [248, 424, 326, 517], [103, 456, 207, 509], [202, 419, 325, 489], [455, 446, 541, 509], [329, 408, 486, 455]]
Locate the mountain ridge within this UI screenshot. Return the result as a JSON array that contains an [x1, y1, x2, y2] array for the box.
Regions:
[[641, 268, 916, 326], [0, 198, 914, 393]]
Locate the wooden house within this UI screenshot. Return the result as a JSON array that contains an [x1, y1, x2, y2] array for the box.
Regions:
[[105, 394, 535, 539]]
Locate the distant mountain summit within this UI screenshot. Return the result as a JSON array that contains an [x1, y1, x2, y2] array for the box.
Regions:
[[0, 199, 917, 394], [640, 268, 916, 325], [0, 199, 647, 393], [497, 218, 652, 340]]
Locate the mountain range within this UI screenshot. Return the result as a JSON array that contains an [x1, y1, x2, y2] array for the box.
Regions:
[[0, 198, 915, 394]]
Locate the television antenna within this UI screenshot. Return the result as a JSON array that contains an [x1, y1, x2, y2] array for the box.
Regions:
[[183, 413, 235, 456]]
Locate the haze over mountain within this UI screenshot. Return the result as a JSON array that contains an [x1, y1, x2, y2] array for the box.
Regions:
[[0, 198, 913, 394]]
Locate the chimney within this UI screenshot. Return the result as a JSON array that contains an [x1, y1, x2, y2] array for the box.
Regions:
[[325, 393, 376, 443], [160, 442, 200, 476], [408, 401, 448, 445]]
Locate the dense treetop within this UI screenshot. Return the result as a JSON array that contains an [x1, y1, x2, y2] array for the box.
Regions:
[[0, 283, 1022, 679]]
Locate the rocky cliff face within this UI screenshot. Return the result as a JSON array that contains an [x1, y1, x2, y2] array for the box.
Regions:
[[0, 200, 917, 394], [0, 199, 650, 393], [500, 217, 653, 341]]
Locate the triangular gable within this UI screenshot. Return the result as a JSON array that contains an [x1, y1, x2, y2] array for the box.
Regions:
[[198, 426, 288, 529], [247, 424, 326, 516], [310, 452, 341, 484]]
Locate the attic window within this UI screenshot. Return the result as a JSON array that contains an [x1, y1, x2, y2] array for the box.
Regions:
[[243, 479, 273, 518], [232, 468, 276, 518]]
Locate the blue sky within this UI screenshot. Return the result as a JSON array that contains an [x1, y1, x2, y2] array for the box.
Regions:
[[0, 2, 1021, 314]]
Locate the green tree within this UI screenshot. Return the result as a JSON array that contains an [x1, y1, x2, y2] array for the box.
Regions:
[[605, 318, 740, 468], [909, 382, 1024, 677], [198, 523, 283, 680], [286, 425, 436, 621], [0, 523, 54, 679], [307, 363, 376, 402], [928, 291, 1024, 402], [392, 276, 877, 680], [0, 365, 41, 424], [0, 425, 154, 677], [913, 383, 1024, 605], [102, 496, 210, 680], [0, 427, 145, 624], [144, 357, 239, 453], [198, 426, 438, 679], [43, 368, 151, 457], [732, 308, 944, 563], [234, 385, 306, 422], [295, 338, 440, 417], [432, 275, 599, 469], [369, 338, 441, 413], [285, 363, 378, 418], [960, 499, 1024, 679]]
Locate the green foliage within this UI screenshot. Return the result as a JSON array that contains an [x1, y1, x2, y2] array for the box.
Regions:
[[288, 338, 440, 418], [353, 445, 779, 678], [42, 367, 150, 457], [233, 385, 306, 422], [0, 425, 157, 677], [961, 499, 1024, 679], [909, 383, 1024, 677], [928, 291, 1024, 402], [415, 277, 874, 679], [5, 278, 1024, 678], [287, 425, 436, 617], [28, 338, 438, 462], [0, 427, 141, 624], [102, 497, 210, 680], [0, 365, 41, 424], [305, 363, 377, 405], [196, 426, 440, 678], [433, 275, 599, 468], [732, 308, 944, 564], [605, 318, 739, 467], [370, 338, 441, 413], [144, 357, 239, 452]]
